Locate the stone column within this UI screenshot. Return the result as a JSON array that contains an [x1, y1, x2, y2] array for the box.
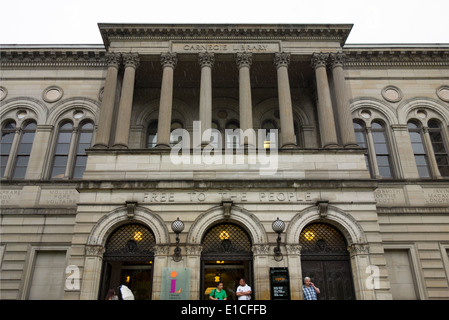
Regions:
[[186, 245, 202, 300], [311, 53, 339, 148], [274, 52, 296, 148], [79, 245, 105, 300], [93, 52, 121, 148], [252, 244, 270, 300], [113, 53, 140, 148], [329, 52, 358, 148], [286, 244, 303, 300], [198, 52, 214, 146], [156, 52, 178, 148], [236, 52, 255, 147]]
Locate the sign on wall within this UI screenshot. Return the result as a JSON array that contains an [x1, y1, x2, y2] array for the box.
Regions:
[[270, 267, 291, 300], [161, 267, 191, 300]]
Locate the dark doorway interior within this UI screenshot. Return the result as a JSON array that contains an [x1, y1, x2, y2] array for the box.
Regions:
[[299, 223, 355, 300]]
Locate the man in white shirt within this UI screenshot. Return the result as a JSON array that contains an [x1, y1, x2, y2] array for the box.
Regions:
[[236, 278, 251, 300]]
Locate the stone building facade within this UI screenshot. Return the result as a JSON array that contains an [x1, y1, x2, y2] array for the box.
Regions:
[[1, 24, 448, 300]]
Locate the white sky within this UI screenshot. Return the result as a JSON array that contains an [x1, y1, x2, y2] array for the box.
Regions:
[[1, 0, 448, 45]]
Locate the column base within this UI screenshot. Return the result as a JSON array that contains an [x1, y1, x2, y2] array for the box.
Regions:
[[281, 143, 298, 149], [91, 143, 109, 149], [322, 143, 340, 149], [154, 144, 171, 149], [111, 144, 128, 149], [344, 143, 360, 149]]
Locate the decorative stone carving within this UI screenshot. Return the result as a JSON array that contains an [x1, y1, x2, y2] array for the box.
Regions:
[[154, 245, 170, 255], [348, 243, 369, 257], [85, 245, 105, 257], [316, 200, 329, 218], [126, 201, 137, 219], [235, 52, 253, 68], [273, 52, 290, 68], [105, 52, 121, 68], [328, 52, 346, 69], [186, 245, 203, 255], [222, 199, 233, 218], [160, 52, 178, 68], [285, 244, 302, 255], [252, 244, 270, 255], [122, 52, 140, 69], [198, 52, 215, 68], [311, 52, 329, 69]]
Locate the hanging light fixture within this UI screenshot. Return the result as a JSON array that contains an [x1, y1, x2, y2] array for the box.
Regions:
[[171, 217, 185, 262], [272, 217, 285, 261]]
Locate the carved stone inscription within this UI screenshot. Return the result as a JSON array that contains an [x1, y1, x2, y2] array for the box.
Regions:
[[424, 188, 449, 204], [172, 42, 280, 53]]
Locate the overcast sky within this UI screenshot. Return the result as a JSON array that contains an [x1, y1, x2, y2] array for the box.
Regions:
[[1, 0, 448, 45]]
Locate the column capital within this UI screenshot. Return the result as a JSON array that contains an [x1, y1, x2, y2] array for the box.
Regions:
[[311, 52, 329, 69], [328, 52, 346, 69], [105, 52, 121, 69], [122, 52, 140, 69], [235, 51, 253, 68], [160, 52, 178, 69], [273, 52, 290, 68], [198, 52, 215, 68]]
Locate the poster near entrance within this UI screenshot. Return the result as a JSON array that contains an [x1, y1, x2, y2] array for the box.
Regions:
[[161, 267, 191, 300], [270, 267, 290, 300]]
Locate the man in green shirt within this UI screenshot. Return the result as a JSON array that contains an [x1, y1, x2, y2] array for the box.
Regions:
[[209, 282, 227, 300]]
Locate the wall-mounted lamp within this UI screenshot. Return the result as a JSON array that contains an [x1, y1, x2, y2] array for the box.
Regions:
[[171, 217, 185, 262], [272, 217, 285, 262]]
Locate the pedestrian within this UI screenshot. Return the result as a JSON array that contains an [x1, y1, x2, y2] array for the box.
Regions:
[[236, 278, 252, 300], [302, 277, 320, 300], [209, 282, 227, 300], [119, 284, 135, 300], [105, 289, 118, 300]]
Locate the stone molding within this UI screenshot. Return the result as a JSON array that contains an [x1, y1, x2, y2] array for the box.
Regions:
[[98, 24, 354, 48], [328, 52, 346, 69], [0, 49, 107, 69], [343, 49, 449, 68]]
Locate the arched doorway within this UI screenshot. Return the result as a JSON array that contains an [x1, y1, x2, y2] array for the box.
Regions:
[[200, 223, 253, 300], [99, 223, 155, 300], [300, 223, 355, 300]]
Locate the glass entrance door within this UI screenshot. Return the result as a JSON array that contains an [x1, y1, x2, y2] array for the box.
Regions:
[[202, 260, 252, 300]]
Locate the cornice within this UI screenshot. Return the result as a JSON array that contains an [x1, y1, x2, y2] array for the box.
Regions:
[[343, 47, 449, 68], [0, 48, 107, 69], [98, 23, 354, 49]]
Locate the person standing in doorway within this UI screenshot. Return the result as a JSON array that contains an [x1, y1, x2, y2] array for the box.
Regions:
[[302, 277, 320, 300], [209, 282, 227, 300], [236, 278, 252, 300]]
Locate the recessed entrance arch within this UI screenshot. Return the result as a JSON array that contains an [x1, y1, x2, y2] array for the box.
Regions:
[[300, 223, 355, 300], [200, 222, 253, 300], [99, 223, 156, 300]]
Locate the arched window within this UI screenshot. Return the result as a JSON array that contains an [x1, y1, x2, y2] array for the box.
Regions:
[[51, 121, 73, 179], [408, 121, 430, 178], [72, 121, 94, 179], [428, 119, 449, 177], [12, 121, 37, 179], [50, 120, 94, 179], [353, 121, 371, 173], [1, 121, 16, 177], [147, 121, 158, 148], [371, 121, 393, 178]]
